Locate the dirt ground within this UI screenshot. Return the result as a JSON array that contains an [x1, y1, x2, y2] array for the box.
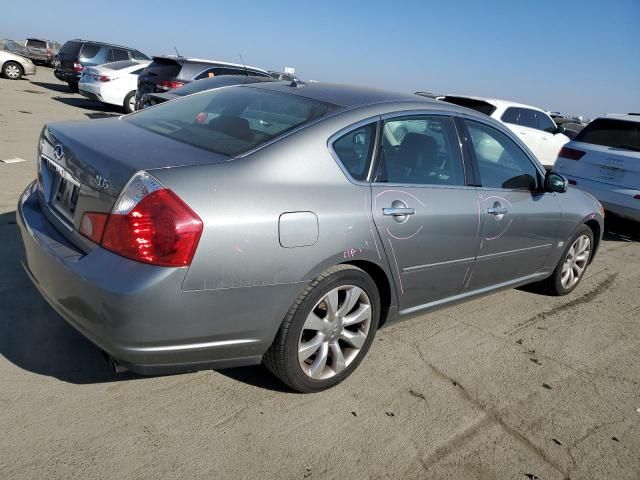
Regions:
[[1, 68, 639, 480]]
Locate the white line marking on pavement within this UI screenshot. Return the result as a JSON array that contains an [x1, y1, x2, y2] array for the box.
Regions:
[[0, 157, 27, 164]]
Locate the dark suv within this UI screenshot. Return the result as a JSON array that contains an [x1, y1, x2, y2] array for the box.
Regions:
[[135, 56, 271, 106], [24, 38, 60, 66], [55, 39, 149, 92]]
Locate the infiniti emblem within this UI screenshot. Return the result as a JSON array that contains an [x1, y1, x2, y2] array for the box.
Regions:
[[53, 144, 64, 160]]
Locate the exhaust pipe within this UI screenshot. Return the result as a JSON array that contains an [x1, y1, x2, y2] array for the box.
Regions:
[[109, 357, 128, 374]]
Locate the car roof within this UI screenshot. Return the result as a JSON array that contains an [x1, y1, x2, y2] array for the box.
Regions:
[[442, 94, 547, 112], [152, 55, 268, 73], [68, 39, 142, 51], [605, 114, 640, 123], [247, 81, 438, 109]]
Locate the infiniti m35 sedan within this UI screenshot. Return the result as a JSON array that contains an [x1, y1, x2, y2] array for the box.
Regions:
[[18, 82, 604, 392]]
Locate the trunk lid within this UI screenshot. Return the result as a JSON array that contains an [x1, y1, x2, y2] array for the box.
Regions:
[[137, 57, 184, 97]]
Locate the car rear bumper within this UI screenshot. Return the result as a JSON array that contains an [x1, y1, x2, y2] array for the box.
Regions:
[[566, 176, 640, 222], [78, 86, 102, 102], [17, 182, 297, 374], [54, 69, 80, 83]]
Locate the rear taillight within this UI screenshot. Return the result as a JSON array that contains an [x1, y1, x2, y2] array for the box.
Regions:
[[558, 147, 586, 160], [568, 179, 577, 185], [80, 212, 108, 243], [73, 62, 84, 72], [80, 172, 202, 267], [98, 75, 111, 82], [156, 80, 184, 91], [634, 194, 640, 200]]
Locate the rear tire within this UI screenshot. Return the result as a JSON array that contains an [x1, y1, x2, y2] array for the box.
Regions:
[[68, 81, 79, 93], [123, 91, 136, 114], [2, 62, 23, 80], [542, 225, 594, 296], [264, 265, 380, 393]]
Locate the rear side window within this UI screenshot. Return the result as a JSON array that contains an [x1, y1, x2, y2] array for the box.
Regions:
[[466, 120, 539, 190], [125, 87, 338, 156], [518, 108, 537, 129], [107, 49, 129, 62], [80, 44, 101, 59], [332, 123, 377, 181], [574, 118, 640, 151], [441, 96, 496, 116]]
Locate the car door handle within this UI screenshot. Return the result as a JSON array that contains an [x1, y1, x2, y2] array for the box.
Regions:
[[383, 207, 416, 216], [487, 207, 509, 215]]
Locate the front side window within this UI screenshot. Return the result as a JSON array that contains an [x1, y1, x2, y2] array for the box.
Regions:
[[126, 87, 338, 156], [376, 115, 465, 186], [536, 112, 557, 133], [501, 107, 519, 125], [332, 123, 377, 181], [131, 50, 150, 61], [466, 120, 539, 190], [518, 108, 537, 129]]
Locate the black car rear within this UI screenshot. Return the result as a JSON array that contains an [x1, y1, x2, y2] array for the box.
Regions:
[[135, 57, 271, 106], [55, 39, 149, 91]]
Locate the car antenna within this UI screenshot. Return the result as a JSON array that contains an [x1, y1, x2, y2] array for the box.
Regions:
[[174, 46, 181, 57], [239, 54, 249, 76]]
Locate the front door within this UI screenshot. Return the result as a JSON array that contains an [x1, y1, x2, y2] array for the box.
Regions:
[[462, 119, 561, 290], [371, 114, 481, 311]]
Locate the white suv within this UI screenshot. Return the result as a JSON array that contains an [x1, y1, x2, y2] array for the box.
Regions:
[[441, 95, 570, 169]]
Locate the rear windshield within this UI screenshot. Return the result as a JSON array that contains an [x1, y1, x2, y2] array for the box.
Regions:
[[174, 76, 273, 97], [27, 39, 47, 49], [59, 41, 82, 57], [574, 118, 640, 151], [442, 96, 497, 116], [143, 58, 182, 78], [125, 87, 338, 156], [102, 60, 138, 70]]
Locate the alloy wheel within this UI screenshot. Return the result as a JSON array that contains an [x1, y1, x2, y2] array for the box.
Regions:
[[561, 234, 590, 289], [298, 285, 372, 380]]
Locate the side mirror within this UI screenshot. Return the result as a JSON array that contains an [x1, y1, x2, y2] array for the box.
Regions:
[[545, 172, 568, 193], [556, 125, 566, 135]]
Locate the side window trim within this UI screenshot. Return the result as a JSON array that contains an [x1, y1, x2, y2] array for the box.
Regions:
[[461, 116, 546, 191], [373, 111, 469, 188], [327, 116, 381, 185]]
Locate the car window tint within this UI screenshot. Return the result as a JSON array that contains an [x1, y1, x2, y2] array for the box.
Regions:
[[574, 118, 640, 150], [501, 107, 519, 124], [80, 44, 101, 59], [27, 39, 46, 49], [195, 67, 246, 80], [537, 112, 557, 133], [108, 49, 129, 62], [518, 109, 537, 129], [376, 116, 465, 186], [332, 123, 377, 181], [466, 120, 539, 190], [126, 87, 338, 156], [441, 96, 497, 116], [131, 50, 149, 61]]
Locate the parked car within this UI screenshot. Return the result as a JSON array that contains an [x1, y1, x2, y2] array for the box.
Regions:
[[441, 95, 570, 169], [17, 83, 604, 392], [24, 38, 60, 66], [554, 114, 640, 222], [55, 39, 149, 92], [0, 49, 36, 80], [79, 60, 150, 113], [0, 39, 30, 57], [138, 74, 277, 109], [135, 56, 271, 106]]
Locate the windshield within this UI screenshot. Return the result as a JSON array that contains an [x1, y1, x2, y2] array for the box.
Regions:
[[574, 118, 640, 151], [125, 86, 338, 156]]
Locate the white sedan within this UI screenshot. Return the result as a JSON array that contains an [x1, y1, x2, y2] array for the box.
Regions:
[[554, 114, 640, 222], [79, 60, 150, 113], [441, 95, 570, 169]]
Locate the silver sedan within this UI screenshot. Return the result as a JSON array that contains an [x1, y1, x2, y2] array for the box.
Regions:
[[18, 82, 604, 392]]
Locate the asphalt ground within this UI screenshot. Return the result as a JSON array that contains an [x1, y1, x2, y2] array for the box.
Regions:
[[1, 68, 639, 480]]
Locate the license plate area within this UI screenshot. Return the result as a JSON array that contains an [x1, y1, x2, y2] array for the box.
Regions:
[[40, 155, 80, 226]]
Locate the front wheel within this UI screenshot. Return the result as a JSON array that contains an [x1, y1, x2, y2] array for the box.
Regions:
[[2, 62, 23, 80], [543, 225, 594, 296], [264, 265, 380, 393]]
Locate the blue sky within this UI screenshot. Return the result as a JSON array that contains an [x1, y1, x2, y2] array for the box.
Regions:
[[3, 0, 639, 118]]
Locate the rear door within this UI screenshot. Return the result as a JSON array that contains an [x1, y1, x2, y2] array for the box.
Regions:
[[555, 118, 640, 189], [462, 118, 560, 289], [371, 113, 481, 311]]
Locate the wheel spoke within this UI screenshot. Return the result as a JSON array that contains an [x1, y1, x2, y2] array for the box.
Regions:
[[343, 303, 371, 326], [341, 329, 366, 349], [325, 289, 339, 317], [575, 251, 589, 262], [337, 287, 362, 317], [562, 260, 571, 274], [308, 342, 329, 379], [304, 312, 325, 332], [330, 342, 346, 373], [298, 332, 324, 362], [573, 263, 584, 277], [567, 268, 575, 286]]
